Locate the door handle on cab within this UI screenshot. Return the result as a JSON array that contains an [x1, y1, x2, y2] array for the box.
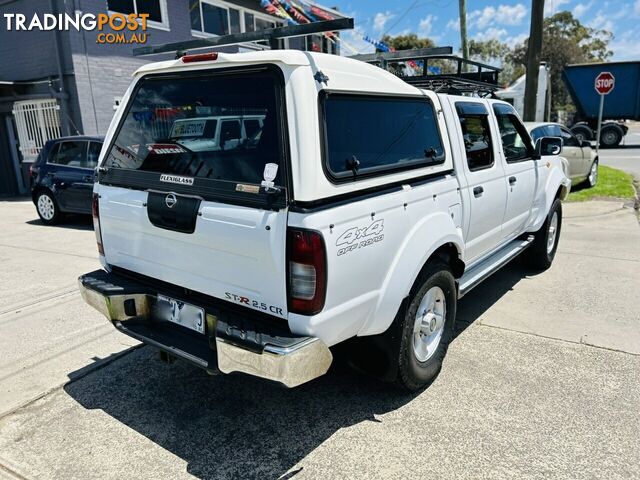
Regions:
[[83, 175, 94, 182], [509, 176, 517, 185], [473, 186, 484, 197]]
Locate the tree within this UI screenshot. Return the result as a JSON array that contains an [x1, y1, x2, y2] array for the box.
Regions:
[[469, 39, 523, 85], [508, 11, 613, 111], [380, 34, 435, 51]]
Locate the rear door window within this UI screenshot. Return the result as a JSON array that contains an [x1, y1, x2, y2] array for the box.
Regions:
[[50, 141, 88, 167], [455, 102, 494, 171], [87, 142, 102, 168], [322, 93, 445, 181], [101, 66, 286, 206]]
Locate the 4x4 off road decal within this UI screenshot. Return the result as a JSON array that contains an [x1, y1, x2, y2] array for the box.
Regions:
[[336, 219, 384, 256]]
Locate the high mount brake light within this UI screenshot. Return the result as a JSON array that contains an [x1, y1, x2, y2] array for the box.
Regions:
[[181, 52, 219, 63], [287, 228, 326, 315], [92, 193, 104, 256]]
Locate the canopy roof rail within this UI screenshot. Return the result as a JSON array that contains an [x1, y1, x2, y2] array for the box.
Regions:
[[133, 18, 354, 57]]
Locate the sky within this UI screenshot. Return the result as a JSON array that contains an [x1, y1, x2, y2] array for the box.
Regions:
[[337, 0, 640, 60]]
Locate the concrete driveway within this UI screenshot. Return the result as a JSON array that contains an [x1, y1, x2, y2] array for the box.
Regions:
[[0, 198, 638, 479]]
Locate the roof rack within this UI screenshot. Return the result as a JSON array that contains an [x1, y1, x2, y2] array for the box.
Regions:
[[133, 18, 354, 57], [133, 19, 501, 96], [351, 47, 502, 96]]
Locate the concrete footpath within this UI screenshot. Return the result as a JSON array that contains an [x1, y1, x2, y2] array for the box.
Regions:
[[0, 200, 638, 480]]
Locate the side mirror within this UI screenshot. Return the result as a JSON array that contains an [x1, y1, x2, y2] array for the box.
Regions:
[[580, 140, 592, 148], [534, 136, 563, 159]]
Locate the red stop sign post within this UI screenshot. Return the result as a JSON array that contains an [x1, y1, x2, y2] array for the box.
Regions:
[[594, 72, 615, 154]]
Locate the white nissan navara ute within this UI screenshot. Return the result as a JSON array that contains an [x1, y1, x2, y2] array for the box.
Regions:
[[79, 48, 570, 391]]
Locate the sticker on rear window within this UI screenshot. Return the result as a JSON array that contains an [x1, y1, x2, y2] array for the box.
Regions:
[[160, 174, 194, 186], [261, 163, 278, 189], [236, 183, 260, 194], [147, 144, 186, 155], [170, 120, 207, 138]]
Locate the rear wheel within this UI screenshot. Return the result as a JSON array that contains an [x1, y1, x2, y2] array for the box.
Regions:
[[571, 125, 592, 143], [525, 198, 562, 271], [35, 191, 62, 225], [600, 125, 622, 148], [393, 262, 457, 391]]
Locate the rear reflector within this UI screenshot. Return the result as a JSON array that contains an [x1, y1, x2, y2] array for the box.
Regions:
[[181, 52, 218, 63], [287, 228, 326, 315], [92, 193, 104, 255]]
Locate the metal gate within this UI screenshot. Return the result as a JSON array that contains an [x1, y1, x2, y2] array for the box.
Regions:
[[12, 99, 62, 162]]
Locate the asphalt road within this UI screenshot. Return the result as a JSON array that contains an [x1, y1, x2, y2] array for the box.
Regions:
[[0, 195, 639, 479], [599, 122, 640, 179]]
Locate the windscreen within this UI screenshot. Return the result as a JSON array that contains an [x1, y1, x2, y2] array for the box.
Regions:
[[103, 68, 284, 188]]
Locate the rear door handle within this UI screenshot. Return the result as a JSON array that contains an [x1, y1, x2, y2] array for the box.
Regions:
[[83, 175, 94, 182], [509, 176, 517, 185], [473, 186, 484, 197]]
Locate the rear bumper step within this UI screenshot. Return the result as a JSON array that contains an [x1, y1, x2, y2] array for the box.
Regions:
[[78, 269, 332, 388]]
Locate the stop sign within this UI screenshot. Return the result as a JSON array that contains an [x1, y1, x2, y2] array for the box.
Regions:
[[595, 72, 615, 95]]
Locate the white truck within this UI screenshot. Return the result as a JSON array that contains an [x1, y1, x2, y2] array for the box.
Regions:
[[79, 32, 570, 391]]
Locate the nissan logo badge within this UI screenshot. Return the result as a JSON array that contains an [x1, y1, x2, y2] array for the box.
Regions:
[[165, 193, 177, 209]]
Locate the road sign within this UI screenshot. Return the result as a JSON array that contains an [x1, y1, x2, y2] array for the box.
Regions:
[[594, 71, 615, 155], [595, 71, 615, 95]]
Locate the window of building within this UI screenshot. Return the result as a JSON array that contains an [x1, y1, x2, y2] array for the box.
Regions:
[[455, 102, 494, 171], [323, 94, 445, 181], [107, 0, 167, 29], [190, 0, 282, 39]]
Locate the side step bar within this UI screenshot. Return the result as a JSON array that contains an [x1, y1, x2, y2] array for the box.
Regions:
[[458, 236, 534, 297]]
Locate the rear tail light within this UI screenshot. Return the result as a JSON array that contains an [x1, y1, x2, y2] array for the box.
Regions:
[[181, 52, 218, 63], [92, 193, 104, 256], [287, 228, 326, 315]]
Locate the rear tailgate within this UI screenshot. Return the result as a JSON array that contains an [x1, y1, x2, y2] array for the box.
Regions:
[[96, 64, 290, 318], [98, 185, 288, 317]]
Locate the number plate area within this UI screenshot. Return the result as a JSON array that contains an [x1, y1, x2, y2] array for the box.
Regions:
[[154, 294, 205, 334]]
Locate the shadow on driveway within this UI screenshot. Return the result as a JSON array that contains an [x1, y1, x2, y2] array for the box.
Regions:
[[63, 260, 536, 479], [25, 216, 93, 231]]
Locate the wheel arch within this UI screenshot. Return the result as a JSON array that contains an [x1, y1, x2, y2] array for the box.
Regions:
[[357, 210, 465, 337]]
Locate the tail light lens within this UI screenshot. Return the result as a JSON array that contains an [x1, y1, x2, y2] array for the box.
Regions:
[[287, 228, 326, 315], [92, 193, 104, 255]]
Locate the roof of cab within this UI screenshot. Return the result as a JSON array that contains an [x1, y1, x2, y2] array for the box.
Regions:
[[133, 50, 423, 96]]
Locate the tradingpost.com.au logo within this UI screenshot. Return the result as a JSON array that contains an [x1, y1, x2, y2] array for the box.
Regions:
[[3, 12, 149, 44]]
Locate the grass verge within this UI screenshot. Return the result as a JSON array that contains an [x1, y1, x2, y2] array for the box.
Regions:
[[567, 165, 636, 202]]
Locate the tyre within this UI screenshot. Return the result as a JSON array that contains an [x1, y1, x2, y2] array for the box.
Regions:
[[393, 262, 457, 391], [600, 125, 622, 148], [571, 125, 592, 143], [586, 159, 598, 188], [35, 191, 62, 225], [525, 198, 562, 271]]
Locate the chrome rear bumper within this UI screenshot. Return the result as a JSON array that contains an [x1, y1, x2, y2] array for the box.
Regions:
[[78, 270, 332, 388]]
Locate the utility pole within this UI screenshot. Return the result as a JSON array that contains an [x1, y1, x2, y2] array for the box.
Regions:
[[524, 0, 545, 121], [458, 0, 469, 60]]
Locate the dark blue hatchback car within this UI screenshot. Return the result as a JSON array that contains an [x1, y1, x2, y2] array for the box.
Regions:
[[30, 136, 104, 224]]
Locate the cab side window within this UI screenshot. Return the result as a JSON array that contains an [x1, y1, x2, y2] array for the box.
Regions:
[[456, 102, 493, 171], [492, 104, 533, 163]]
